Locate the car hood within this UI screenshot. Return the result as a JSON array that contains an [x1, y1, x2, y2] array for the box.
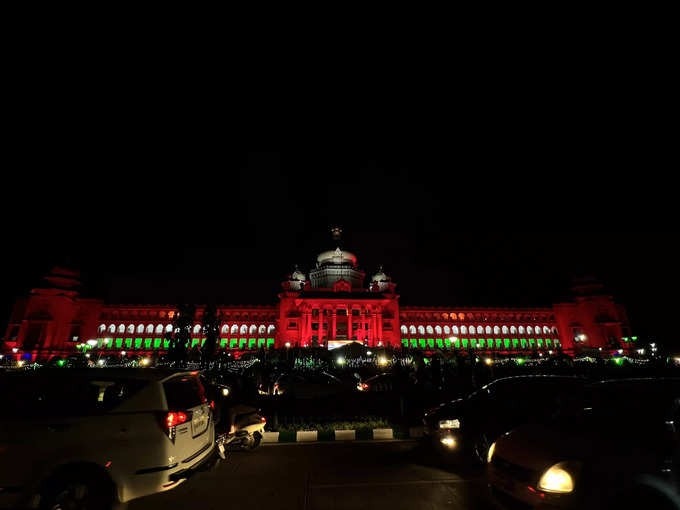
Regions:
[[424, 399, 465, 424], [496, 423, 596, 471]]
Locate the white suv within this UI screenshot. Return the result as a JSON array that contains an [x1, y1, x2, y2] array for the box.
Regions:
[[0, 368, 217, 509]]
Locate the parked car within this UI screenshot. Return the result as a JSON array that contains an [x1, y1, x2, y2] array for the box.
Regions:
[[487, 378, 680, 509], [0, 368, 218, 509], [270, 371, 350, 398], [422, 375, 587, 463], [358, 373, 399, 392]]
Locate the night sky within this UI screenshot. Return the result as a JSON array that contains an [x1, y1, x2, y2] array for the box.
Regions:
[[3, 150, 676, 346]]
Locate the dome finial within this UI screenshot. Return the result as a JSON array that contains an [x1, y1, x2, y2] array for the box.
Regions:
[[331, 226, 342, 242]]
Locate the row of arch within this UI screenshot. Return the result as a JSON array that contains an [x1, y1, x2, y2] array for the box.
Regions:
[[98, 324, 276, 336], [103, 310, 276, 321], [402, 312, 554, 322], [401, 324, 558, 337]]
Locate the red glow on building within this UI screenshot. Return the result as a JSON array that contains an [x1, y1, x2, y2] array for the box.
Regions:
[[1, 241, 632, 360]]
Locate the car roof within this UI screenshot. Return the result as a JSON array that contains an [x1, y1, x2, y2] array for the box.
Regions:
[[588, 377, 680, 390], [490, 375, 584, 385], [0, 368, 199, 382]]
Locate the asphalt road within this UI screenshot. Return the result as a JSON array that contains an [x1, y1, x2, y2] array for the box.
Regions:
[[129, 441, 494, 510]]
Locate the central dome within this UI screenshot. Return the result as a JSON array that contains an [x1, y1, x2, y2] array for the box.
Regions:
[[316, 247, 358, 267]]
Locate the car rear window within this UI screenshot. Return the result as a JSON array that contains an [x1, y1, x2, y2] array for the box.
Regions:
[[0, 375, 148, 418], [164, 375, 207, 410]]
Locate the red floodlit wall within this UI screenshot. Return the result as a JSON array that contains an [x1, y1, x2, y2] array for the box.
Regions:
[[2, 271, 633, 359]]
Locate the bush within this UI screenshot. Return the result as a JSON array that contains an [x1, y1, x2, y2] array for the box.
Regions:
[[269, 417, 390, 433]]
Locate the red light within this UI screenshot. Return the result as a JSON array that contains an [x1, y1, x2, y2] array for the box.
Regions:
[[361, 383, 369, 390], [210, 401, 215, 410], [166, 412, 188, 428], [261, 416, 266, 423]]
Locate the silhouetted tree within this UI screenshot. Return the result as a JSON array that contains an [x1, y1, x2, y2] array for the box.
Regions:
[[170, 303, 194, 366], [201, 303, 220, 368]]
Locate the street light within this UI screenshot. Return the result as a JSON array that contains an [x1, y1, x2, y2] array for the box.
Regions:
[[87, 339, 98, 347]]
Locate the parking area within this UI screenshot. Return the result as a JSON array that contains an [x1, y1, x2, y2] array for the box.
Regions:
[[129, 441, 494, 510]]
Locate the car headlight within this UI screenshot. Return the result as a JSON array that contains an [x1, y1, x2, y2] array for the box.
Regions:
[[438, 419, 460, 429], [440, 436, 456, 447], [487, 442, 496, 463], [538, 463, 574, 493]]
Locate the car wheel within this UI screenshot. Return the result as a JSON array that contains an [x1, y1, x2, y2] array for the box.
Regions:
[[246, 432, 262, 451], [40, 469, 114, 510]]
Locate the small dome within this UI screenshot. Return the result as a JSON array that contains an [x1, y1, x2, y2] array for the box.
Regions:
[[371, 265, 390, 282], [317, 247, 357, 267], [372, 272, 388, 282], [291, 269, 306, 281]]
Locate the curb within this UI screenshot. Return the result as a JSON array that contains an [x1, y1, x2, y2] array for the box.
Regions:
[[261, 426, 424, 443]]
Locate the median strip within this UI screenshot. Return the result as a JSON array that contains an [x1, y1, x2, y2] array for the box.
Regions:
[[261, 426, 424, 443]]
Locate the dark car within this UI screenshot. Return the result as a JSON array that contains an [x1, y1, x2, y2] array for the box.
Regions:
[[423, 375, 587, 463], [271, 371, 350, 398], [358, 373, 400, 392], [488, 378, 680, 509]]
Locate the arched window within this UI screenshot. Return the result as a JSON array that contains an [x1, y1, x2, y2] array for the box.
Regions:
[[146, 324, 154, 334], [98, 324, 106, 333], [249, 325, 257, 335], [231, 325, 239, 334], [510, 326, 517, 335], [155, 324, 164, 334], [451, 325, 458, 335], [461, 326, 467, 335], [426, 325, 434, 334], [458, 313, 465, 320], [193, 324, 201, 334], [551, 327, 558, 336], [136, 324, 144, 334], [240, 325, 247, 335], [543, 326, 550, 335], [443, 325, 451, 335], [258, 325, 266, 335], [518, 326, 525, 335], [435, 325, 442, 335], [109, 325, 116, 333], [221, 325, 229, 334], [409, 325, 416, 335], [475, 325, 482, 335], [127, 324, 134, 334], [401, 325, 408, 335], [417, 326, 425, 335], [166, 324, 173, 333], [527, 326, 533, 335], [493, 326, 500, 335], [502, 325, 509, 335], [485, 326, 491, 335], [267, 325, 275, 334]]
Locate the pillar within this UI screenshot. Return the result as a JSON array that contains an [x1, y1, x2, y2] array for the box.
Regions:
[[318, 308, 324, 345], [360, 308, 366, 343], [348, 306, 353, 341], [377, 310, 383, 344], [331, 308, 337, 340]]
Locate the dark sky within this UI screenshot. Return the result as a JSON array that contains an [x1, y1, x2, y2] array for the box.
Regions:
[[2, 145, 677, 345]]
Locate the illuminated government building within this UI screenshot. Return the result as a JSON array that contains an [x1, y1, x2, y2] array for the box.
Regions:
[[2, 231, 635, 359]]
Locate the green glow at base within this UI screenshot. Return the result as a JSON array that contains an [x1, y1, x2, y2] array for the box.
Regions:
[[267, 338, 275, 349]]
